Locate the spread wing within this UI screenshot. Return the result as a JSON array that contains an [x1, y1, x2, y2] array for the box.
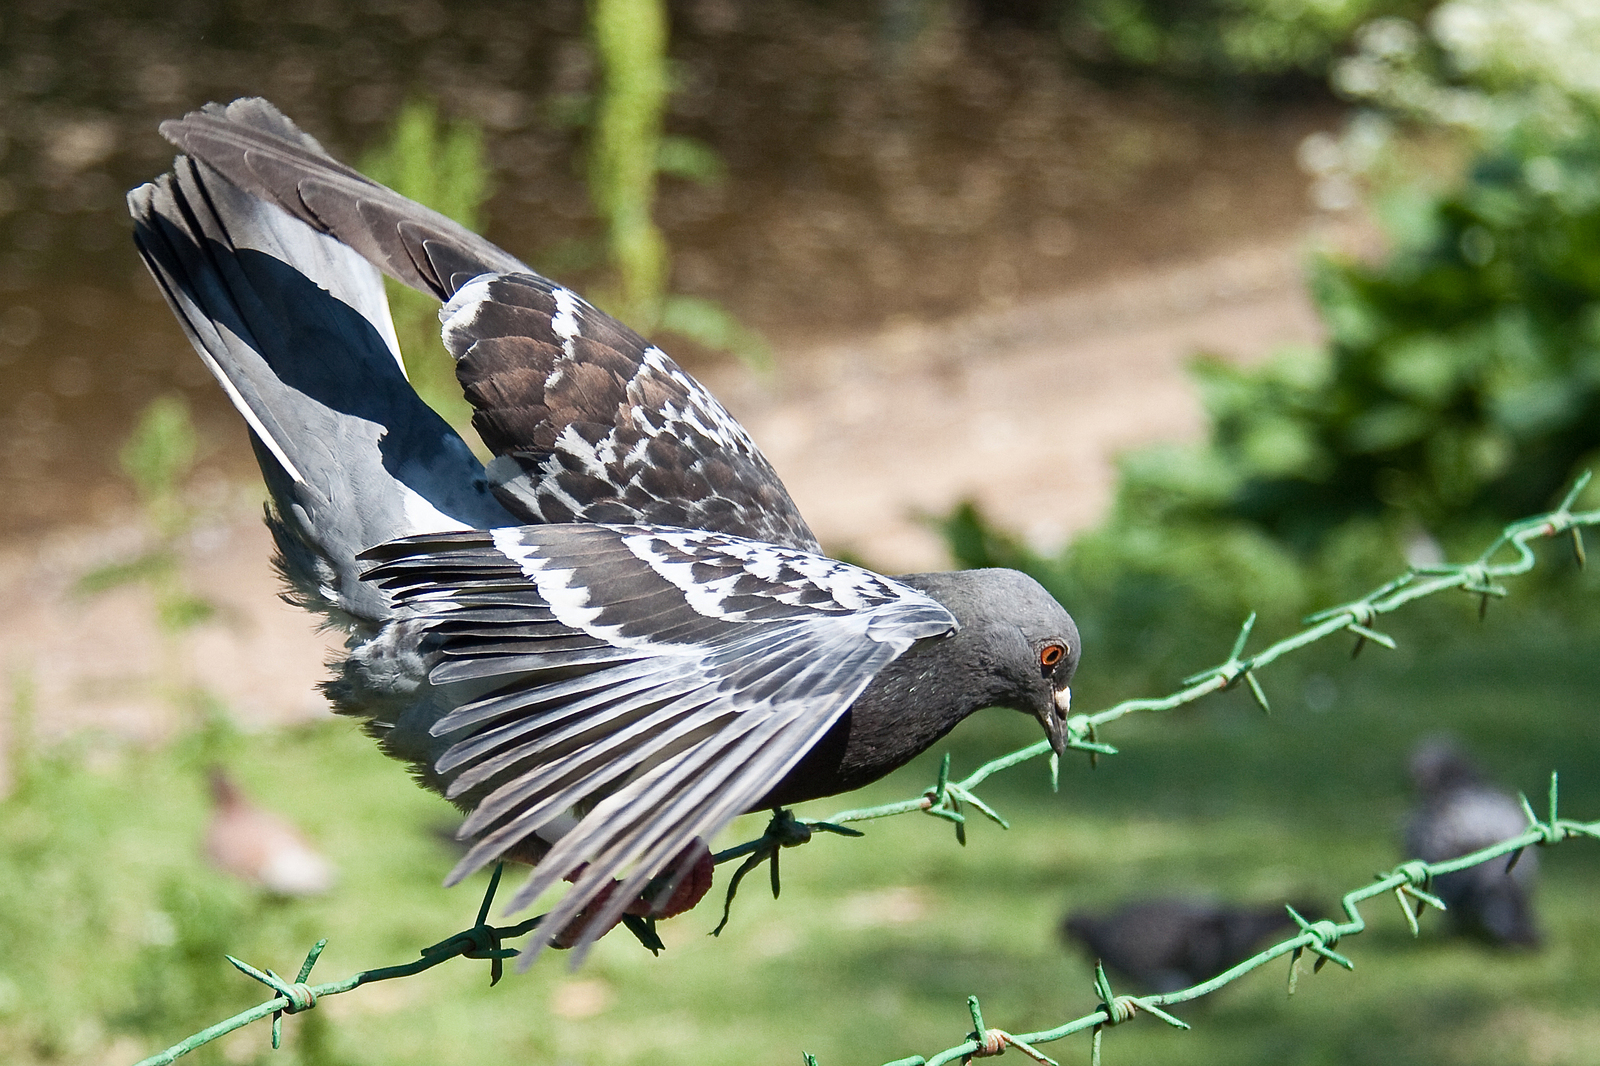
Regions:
[[362, 523, 956, 960], [158, 97, 526, 299], [161, 98, 819, 551], [440, 273, 820, 550]]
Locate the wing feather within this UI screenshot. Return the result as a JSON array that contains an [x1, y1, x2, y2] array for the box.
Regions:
[[162, 99, 818, 553], [363, 522, 955, 961], [440, 274, 820, 550]]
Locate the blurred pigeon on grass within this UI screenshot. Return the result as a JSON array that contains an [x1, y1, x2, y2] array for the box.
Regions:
[[203, 767, 336, 897], [1405, 736, 1540, 948], [127, 98, 1080, 963], [1062, 897, 1316, 994]]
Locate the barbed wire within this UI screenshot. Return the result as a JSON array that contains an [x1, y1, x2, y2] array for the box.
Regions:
[[131, 864, 531, 1066], [853, 774, 1600, 1066], [816, 473, 1596, 836], [129, 477, 1597, 1066]]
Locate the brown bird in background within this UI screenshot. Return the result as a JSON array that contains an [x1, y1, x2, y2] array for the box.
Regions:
[[203, 767, 337, 897]]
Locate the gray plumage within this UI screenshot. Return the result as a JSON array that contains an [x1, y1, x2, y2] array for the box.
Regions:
[[129, 151, 515, 626], [1404, 737, 1540, 947], [161, 98, 818, 552], [1062, 898, 1308, 993], [127, 98, 1080, 963]]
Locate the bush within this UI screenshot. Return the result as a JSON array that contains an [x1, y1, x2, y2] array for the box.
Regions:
[[944, 0, 1600, 683], [1068, 0, 1435, 85], [1194, 0, 1600, 549]]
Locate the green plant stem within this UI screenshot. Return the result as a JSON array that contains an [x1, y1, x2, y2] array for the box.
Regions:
[[590, 0, 669, 330]]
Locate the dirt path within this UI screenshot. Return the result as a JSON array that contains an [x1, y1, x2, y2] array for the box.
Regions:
[[0, 233, 1332, 783], [704, 237, 1328, 570]]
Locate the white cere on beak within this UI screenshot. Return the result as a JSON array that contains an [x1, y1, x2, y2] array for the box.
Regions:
[[1054, 685, 1072, 714]]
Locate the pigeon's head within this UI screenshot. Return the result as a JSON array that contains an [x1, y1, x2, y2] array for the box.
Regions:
[[1409, 735, 1483, 796], [918, 568, 1079, 756]]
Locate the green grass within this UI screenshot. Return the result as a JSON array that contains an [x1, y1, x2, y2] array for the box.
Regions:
[[3, 602, 1599, 1066]]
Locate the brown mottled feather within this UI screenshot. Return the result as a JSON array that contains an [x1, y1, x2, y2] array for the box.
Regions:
[[160, 98, 816, 551], [443, 274, 819, 550]]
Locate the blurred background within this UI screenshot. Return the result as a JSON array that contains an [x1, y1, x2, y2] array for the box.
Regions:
[[3, 1, 1600, 1063]]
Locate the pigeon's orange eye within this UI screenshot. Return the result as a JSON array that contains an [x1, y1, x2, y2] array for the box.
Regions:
[[1040, 644, 1065, 671]]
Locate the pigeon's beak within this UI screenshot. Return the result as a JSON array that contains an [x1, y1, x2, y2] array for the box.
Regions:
[[1039, 684, 1071, 757]]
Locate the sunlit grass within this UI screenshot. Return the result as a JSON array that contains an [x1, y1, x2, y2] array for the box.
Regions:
[[2, 606, 1598, 1066]]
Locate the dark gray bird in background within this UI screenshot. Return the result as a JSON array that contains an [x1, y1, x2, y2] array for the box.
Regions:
[[1405, 736, 1540, 947], [1062, 897, 1310, 993], [127, 98, 1080, 962]]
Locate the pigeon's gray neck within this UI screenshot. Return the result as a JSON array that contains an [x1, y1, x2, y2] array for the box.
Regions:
[[755, 569, 1033, 809]]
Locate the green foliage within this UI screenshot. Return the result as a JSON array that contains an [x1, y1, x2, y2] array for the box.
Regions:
[[118, 395, 197, 541], [86, 395, 215, 636], [0, 723, 436, 1066], [1076, 0, 1434, 83], [120, 875, 260, 1046], [360, 99, 491, 433], [1172, 0, 1600, 552], [943, 3, 1600, 682], [1334, 1, 1600, 139], [658, 294, 772, 370], [655, 135, 727, 186], [1199, 134, 1600, 546], [589, 0, 671, 332]]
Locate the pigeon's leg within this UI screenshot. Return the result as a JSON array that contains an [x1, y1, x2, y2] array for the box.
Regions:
[[709, 808, 863, 935]]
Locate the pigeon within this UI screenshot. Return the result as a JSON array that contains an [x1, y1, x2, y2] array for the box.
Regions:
[[1405, 736, 1540, 947], [127, 98, 1080, 962], [1062, 897, 1310, 993], [203, 767, 337, 897]]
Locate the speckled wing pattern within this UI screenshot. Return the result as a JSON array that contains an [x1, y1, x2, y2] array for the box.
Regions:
[[362, 523, 956, 958], [160, 100, 819, 554], [440, 273, 821, 552]]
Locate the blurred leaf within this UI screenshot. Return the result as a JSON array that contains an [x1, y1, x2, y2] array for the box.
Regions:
[[1079, 0, 1432, 84], [360, 99, 492, 434], [156, 593, 216, 635], [74, 550, 173, 596], [120, 395, 196, 535], [657, 135, 726, 185], [659, 294, 772, 371]]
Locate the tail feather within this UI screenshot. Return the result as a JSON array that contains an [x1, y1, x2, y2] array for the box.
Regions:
[[157, 97, 526, 301], [129, 155, 513, 627]]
